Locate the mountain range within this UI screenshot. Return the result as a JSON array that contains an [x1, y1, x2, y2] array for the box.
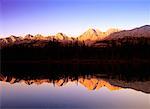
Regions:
[[0, 25, 150, 47]]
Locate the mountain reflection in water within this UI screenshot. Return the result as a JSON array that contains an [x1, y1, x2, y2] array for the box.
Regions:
[[0, 74, 121, 91], [0, 73, 150, 109], [0, 62, 150, 109], [0, 73, 150, 93]]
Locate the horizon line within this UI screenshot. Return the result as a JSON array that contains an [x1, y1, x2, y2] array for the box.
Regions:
[[1, 24, 149, 38]]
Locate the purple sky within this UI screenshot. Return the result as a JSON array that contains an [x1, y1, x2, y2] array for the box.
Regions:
[[0, 0, 150, 37]]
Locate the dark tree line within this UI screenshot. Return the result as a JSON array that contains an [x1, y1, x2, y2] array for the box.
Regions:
[[1, 37, 150, 61]]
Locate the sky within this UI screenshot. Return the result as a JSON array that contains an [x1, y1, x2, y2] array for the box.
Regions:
[[0, 0, 150, 37]]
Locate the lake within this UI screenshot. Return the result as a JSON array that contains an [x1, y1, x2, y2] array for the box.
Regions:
[[1, 61, 150, 109], [0, 73, 150, 109]]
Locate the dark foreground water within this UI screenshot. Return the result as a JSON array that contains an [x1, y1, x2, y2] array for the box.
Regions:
[[0, 61, 150, 109]]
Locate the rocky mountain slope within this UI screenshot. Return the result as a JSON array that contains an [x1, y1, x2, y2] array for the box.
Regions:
[[78, 28, 119, 41], [104, 25, 150, 40]]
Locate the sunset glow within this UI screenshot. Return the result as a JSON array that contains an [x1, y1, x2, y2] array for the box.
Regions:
[[0, 0, 149, 37]]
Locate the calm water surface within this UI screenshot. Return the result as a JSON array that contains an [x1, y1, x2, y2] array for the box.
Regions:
[[1, 62, 150, 109], [0, 79, 150, 109]]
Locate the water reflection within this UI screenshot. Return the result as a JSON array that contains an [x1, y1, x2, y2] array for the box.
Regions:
[[0, 75, 121, 91], [0, 76, 150, 109], [1, 62, 150, 109], [0, 73, 150, 93]]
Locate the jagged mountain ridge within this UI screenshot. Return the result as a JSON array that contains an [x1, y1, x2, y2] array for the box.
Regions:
[[78, 28, 119, 41], [0, 28, 119, 44], [0, 25, 150, 47]]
